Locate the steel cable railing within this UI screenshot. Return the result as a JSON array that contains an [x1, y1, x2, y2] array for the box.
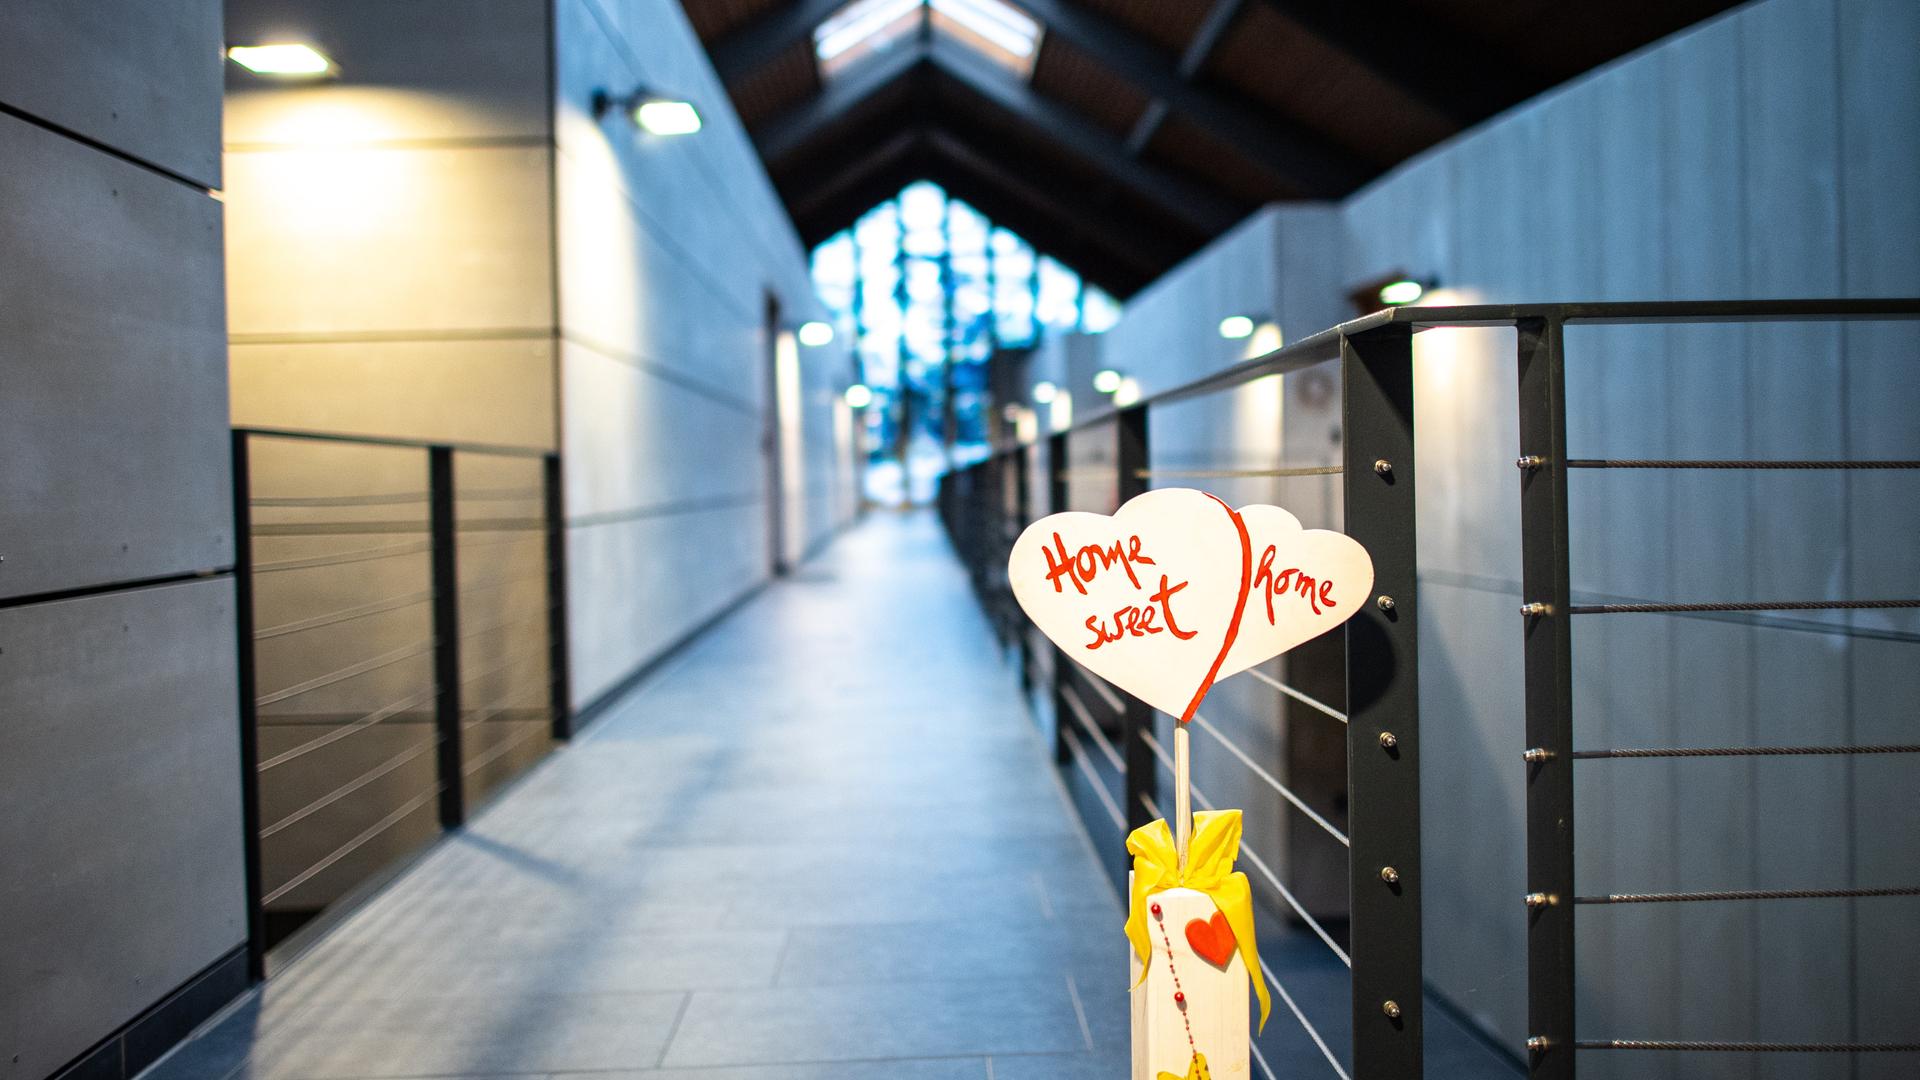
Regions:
[[252, 538, 433, 573], [256, 685, 438, 773], [233, 428, 569, 973], [252, 590, 433, 640], [1140, 730, 1352, 968], [1190, 713, 1350, 848], [1240, 666, 1348, 724], [946, 302, 1920, 1078]]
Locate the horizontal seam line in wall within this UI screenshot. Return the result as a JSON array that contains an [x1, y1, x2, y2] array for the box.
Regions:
[[1420, 567, 1920, 645], [224, 134, 549, 153], [0, 100, 218, 194], [559, 329, 760, 414], [231, 327, 554, 346], [0, 568, 233, 611], [566, 492, 766, 527]]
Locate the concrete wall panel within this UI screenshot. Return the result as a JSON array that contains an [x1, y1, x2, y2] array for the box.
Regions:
[[231, 337, 558, 451], [0, 113, 231, 600], [0, 0, 223, 186], [0, 581, 245, 1080], [225, 143, 554, 338]]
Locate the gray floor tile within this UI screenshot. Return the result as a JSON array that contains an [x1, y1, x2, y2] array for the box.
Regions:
[[661, 979, 1088, 1066], [147, 514, 1127, 1080]]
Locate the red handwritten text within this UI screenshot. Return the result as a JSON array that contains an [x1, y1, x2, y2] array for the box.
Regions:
[[1042, 531, 1156, 594], [1083, 574, 1198, 650], [1254, 544, 1337, 619]]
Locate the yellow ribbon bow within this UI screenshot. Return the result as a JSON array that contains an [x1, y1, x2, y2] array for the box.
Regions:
[[1125, 809, 1270, 1031]]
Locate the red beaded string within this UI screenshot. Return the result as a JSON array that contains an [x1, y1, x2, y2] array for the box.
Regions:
[[1150, 901, 1196, 1055]]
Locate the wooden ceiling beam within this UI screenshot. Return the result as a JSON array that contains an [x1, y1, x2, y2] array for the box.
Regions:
[[1125, 0, 1243, 155], [708, 0, 845, 85], [925, 37, 1244, 235], [754, 39, 924, 163], [1014, 0, 1368, 194], [1252, 0, 1528, 125]]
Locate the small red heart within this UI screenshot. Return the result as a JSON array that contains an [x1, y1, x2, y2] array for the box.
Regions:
[[1184, 911, 1236, 968]]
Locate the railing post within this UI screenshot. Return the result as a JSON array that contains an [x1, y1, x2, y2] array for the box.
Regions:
[[543, 453, 574, 740], [229, 430, 266, 982], [428, 446, 466, 829], [1340, 323, 1422, 1079], [1116, 404, 1158, 831], [1013, 445, 1034, 695], [1516, 315, 1575, 1079], [1048, 431, 1071, 766]]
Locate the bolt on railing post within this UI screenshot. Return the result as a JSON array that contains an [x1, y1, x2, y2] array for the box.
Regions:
[[543, 453, 574, 740], [1516, 315, 1575, 1079], [1340, 323, 1422, 1079], [428, 446, 466, 830], [1116, 404, 1158, 831]]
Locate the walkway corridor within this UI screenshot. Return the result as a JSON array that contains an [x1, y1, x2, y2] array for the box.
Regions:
[[152, 512, 1128, 1080]]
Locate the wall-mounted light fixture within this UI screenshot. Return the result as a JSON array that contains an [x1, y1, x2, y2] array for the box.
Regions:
[[1092, 369, 1124, 394], [1378, 278, 1430, 305], [1031, 381, 1058, 404], [798, 320, 835, 347], [227, 43, 334, 78], [1218, 314, 1258, 340], [844, 383, 874, 408], [593, 88, 702, 135]]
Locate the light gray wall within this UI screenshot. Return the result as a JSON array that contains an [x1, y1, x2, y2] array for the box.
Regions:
[[0, 3, 243, 1078], [554, 0, 856, 707], [1074, 0, 1920, 1071]]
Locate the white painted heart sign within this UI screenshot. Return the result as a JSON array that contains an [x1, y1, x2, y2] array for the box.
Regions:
[[1008, 488, 1374, 720]]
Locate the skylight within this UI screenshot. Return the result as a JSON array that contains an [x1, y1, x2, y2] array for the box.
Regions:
[[814, 0, 1042, 80]]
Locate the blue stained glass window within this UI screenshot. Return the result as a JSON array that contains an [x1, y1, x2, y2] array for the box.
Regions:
[[812, 180, 1120, 502]]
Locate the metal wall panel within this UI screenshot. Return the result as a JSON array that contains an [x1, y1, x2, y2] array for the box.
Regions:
[[0, 112, 231, 601], [0, 0, 222, 187], [0, 579, 246, 1080]]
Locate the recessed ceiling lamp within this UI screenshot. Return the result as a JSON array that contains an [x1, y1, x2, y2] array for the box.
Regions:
[[798, 321, 835, 346], [1092, 369, 1124, 394], [227, 43, 334, 78]]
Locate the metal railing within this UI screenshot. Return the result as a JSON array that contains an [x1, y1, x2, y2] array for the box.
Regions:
[[938, 298, 1920, 1080], [230, 427, 571, 976], [942, 312, 1423, 1078]]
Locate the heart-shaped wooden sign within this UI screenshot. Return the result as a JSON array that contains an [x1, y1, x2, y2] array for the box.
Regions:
[[1008, 488, 1373, 720]]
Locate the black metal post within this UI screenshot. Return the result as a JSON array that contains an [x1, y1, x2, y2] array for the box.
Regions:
[[1516, 316, 1575, 1079], [543, 453, 574, 740], [1048, 431, 1071, 766], [1013, 444, 1033, 694], [1340, 323, 1422, 1078], [229, 431, 266, 983], [1115, 405, 1158, 831], [428, 446, 466, 830]]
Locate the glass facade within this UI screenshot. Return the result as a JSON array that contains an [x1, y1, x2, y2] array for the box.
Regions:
[[810, 179, 1120, 501]]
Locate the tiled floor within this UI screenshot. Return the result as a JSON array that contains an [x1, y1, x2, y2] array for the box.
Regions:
[[148, 511, 1132, 1079]]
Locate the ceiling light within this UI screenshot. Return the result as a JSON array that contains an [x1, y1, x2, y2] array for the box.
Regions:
[[1378, 279, 1427, 305], [1092, 369, 1123, 394], [594, 88, 702, 135], [1032, 381, 1058, 404], [1112, 377, 1142, 407], [844, 384, 874, 408], [798, 321, 835, 347], [227, 43, 333, 77]]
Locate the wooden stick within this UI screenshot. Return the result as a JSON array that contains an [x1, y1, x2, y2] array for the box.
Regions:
[[1174, 723, 1191, 869]]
